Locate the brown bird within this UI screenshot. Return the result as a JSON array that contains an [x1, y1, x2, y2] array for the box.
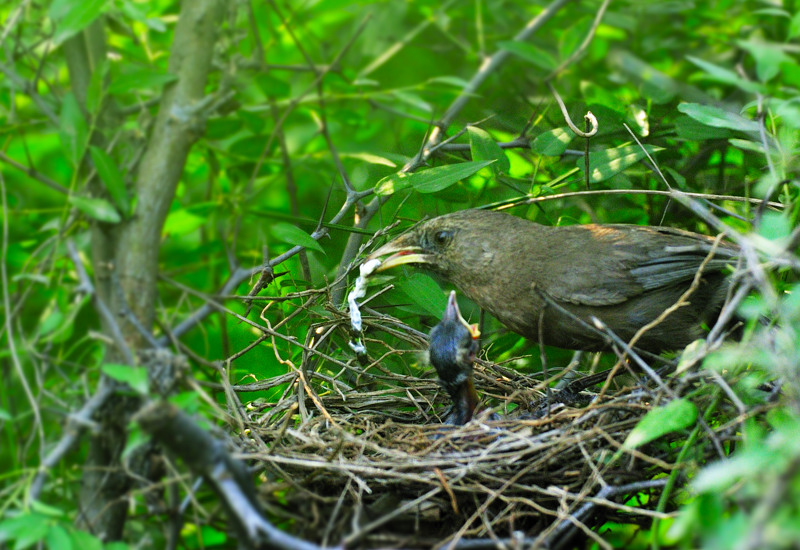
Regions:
[[367, 209, 738, 354], [428, 291, 481, 425]]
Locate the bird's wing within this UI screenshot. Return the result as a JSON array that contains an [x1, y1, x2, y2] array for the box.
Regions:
[[544, 225, 738, 307]]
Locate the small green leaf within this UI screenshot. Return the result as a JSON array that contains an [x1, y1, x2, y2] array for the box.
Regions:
[[101, 364, 149, 395], [374, 160, 495, 196], [0, 408, 11, 421], [791, 11, 800, 39], [68, 196, 121, 224], [468, 127, 510, 175], [89, 147, 130, 217], [580, 144, 663, 183], [678, 103, 761, 133], [163, 209, 206, 236], [533, 127, 574, 156], [50, 0, 110, 45], [59, 92, 88, 167], [393, 273, 448, 317], [107, 71, 177, 95], [497, 41, 557, 71], [426, 76, 471, 88], [624, 398, 698, 449], [271, 222, 324, 253]]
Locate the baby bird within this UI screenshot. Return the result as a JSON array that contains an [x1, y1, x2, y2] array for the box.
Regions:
[[429, 291, 482, 425]]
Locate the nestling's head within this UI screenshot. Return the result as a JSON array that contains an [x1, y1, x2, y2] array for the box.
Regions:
[[427, 291, 481, 425]]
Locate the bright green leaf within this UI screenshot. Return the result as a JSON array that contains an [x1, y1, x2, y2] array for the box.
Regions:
[[101, 364, 149, 395], [468, 127, 510, 175], [497, 41, 557, 71], [374, 160, 495, 196], [0, 408, 11, 421], [0, 513, 50, 548], [59, 92, 88, 167], [581, 144, 663, 183], [271, 223, 324, 253], [678, 103, 761, 133], [68, 529, 102, 550], [89, 147, 130, 217], [68, 196, 121, 224], [791, 11, 800, 39], [163, 209, 206, 236], [623, 398, 698, 449], [533, 128, 574, 156], [50, 0, 110, 45], [45, 525, 72, 550]]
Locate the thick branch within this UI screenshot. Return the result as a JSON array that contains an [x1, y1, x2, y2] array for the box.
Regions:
[[114, 0, 224, 344]]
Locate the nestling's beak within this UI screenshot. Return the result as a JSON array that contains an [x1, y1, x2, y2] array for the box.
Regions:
[[366, 234, 432, 272], [444, 291, 481, 339]]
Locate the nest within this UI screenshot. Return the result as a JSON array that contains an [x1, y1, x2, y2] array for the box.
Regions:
[[233, 323, 773, 549]]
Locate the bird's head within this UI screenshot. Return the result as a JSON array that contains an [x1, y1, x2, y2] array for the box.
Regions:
[[429, 291, 481, 383], [365, 210, 500, 283]]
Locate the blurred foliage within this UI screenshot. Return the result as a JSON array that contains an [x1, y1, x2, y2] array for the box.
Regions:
[[1, 0, 800, 548]]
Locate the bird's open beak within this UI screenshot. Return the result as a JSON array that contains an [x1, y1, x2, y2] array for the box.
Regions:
[[366, 234, 432, 272], [444, 291, 481, 339]]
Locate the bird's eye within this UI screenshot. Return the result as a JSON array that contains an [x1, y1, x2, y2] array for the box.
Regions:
[[433, 230, 453, 247]]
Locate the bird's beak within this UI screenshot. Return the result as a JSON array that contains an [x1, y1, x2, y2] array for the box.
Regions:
[[444, 291, 481, 339], [366, 234, 432, 272]]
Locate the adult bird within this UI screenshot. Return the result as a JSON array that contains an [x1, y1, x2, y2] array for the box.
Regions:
[[367, 209, 739, 354], [429, 291, 482, 425]]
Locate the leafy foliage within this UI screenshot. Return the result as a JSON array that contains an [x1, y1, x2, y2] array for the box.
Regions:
[[1, 0, 800, 548]]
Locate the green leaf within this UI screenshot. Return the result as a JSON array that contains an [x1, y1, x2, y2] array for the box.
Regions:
[[255, 74, 291, 98], [0, 408, 11, 421], [86, 60, 108, 115], [45, 525, 72, 550], [791, 11, 800, 39], [533, 127, 574, 156], [107, 71, 177, 95], [426, 76, 470, 88], [737, 40, 792, 83], [101, 364, 149, 395], [68, 196, 121, 224], [68, 529, 102, 550], [623, 398, 698, 449], [59, 92, 88, 167], [675, 115, 734, 140], [393, 273, 448, 317], [0, 513, 50, 548], [163, 209, 206, 236], [374, 160, 495, 196], [89, 147, 130, 217], [271, 222, 324, 253], [581, 144, 663, 183], [687, 56, 765, 94], [50, 0, 110, 45], [497, 41, 557, 71], [678, 103, 761, 133], [468, 127, 509, 175]]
